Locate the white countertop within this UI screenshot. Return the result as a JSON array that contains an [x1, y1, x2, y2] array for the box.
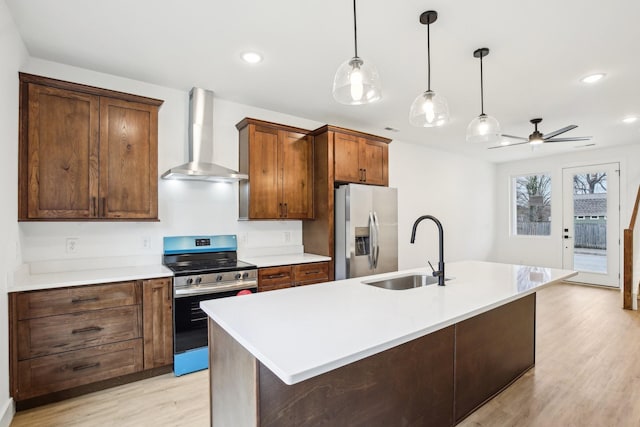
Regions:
[[201, 260, 576, 385], [241, 253, 331, 268], [10, 264, 173, 292]]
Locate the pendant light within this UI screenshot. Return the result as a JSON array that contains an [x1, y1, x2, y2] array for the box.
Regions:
[[466, 48, 501, 143], [332, 0, 382, 105], [409, 11, 449, 127]]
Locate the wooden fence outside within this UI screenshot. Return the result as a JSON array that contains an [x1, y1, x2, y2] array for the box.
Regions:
[[517, 222, 606, 249]]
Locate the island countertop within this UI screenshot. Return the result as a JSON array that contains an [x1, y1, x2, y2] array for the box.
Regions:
[[200, 260, 576, 385]]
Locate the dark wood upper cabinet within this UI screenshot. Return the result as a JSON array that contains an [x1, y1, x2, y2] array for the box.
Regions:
[[18, 73, 163, 221], [237, 118, 313, 220], [329, 126, 390, 186]]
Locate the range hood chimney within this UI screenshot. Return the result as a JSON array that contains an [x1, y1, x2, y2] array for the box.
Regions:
[[161, 87, 248, 182]]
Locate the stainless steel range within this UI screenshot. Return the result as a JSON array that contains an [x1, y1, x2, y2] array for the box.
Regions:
[[163, 235, 257, 376]]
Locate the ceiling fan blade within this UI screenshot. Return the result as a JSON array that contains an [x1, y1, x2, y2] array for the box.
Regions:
[[502, 134, 529, 142], [544, 136, 592, 143], [542, 125, 578, 140], [488, 140, 531, 149]]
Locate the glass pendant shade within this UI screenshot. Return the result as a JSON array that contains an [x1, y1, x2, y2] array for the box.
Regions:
[[466, 113, 501, 144], [333, 57, 382, 105], [409, 90, 449, 127]]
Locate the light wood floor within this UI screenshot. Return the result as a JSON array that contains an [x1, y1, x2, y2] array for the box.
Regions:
[[11, 282, 640, 427]]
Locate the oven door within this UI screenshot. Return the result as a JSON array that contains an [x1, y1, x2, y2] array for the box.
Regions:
[[173, 287, 256, 354]]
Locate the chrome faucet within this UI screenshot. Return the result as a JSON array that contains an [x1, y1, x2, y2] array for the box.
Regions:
[[410, 215, 445, 286]]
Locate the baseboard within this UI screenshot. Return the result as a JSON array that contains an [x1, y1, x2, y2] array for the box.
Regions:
[[0, 398, 15, 427]]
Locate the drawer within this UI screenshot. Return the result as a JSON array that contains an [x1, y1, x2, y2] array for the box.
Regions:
[[16, 339, 143, 400], [16, 281, 139, 319], [258, 266, 293, 288], [18, 305, 142, 360], [293, 262, 329, 284]]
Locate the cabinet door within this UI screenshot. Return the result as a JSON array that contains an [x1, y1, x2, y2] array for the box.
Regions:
[[292, 262, 329, 286], [249, 125, 281, 218], [24, 83, 100, 219], [258, 266, 293, 292], [142, 278, 173, 369], [99, 97, 158, 219], [333, 132, 361, 183], [359, 138, 388, 186], [280, 130, 313, 219]]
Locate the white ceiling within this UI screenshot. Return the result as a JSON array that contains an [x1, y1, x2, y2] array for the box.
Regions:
[[6, 0, 640, 163]]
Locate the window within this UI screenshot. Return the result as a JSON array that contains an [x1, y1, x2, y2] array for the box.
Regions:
[[513, 174, 551, 236]]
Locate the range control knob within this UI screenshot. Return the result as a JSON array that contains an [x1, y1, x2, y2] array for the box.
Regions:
[[235, 273, 241, 280], [216, 275, 223, 282], [242, 272, 249, 279], [186, 278, 194, 285], [195, 277, 202, 284]]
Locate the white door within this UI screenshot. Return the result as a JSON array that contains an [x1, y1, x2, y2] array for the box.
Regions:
[[562, 163, 620, 287]]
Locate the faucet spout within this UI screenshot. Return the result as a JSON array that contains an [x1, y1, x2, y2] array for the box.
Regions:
[[410, 215, 445, 286]]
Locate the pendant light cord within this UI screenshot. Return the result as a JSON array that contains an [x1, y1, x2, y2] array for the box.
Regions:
[[353, 0, 359, 58], [479, 54, 484, 115], [426, 22, 431, 91]]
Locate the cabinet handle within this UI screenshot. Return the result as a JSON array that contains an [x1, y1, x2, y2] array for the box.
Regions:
[[92, 197, 97, 216], [101, 197, 106, 217], [284, 203, 288, 217], [279, 203, 283, 218], [72, 326, 104, 334], [363, 169, 367, 182], [72, 362, 101, 372], [304, 270, 321, 275], [71, 296, 99, 304], [267, 273, 287, 279]]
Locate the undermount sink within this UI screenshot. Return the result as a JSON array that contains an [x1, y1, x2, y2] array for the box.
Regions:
[[362, 273, 449, 290]]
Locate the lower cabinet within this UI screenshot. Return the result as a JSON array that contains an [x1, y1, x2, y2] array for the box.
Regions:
[[142, 278, 173, 369], [9, 277, 173, 408], [258, 262, 329, 292]]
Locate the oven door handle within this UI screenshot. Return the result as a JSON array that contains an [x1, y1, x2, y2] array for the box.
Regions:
[[174, 280, 258, 297]]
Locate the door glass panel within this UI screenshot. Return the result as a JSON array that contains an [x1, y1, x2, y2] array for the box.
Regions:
[[572, 172, 607, 273]]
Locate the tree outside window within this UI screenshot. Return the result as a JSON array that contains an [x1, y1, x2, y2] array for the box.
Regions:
[[514, 174, 551, 236]]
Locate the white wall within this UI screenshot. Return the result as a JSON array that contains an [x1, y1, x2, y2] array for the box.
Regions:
[[17, 58, 498, 270], [0, 1, 28, 425], [492, 144, 640, 297], [389, 142, 496, 271], [18, 58, 326, 264]]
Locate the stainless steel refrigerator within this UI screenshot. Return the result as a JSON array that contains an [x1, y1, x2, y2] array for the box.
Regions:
[[335, 184, 398, 279]]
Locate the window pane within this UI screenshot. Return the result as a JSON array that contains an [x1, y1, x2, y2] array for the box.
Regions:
[[514, 174, 551, 236]]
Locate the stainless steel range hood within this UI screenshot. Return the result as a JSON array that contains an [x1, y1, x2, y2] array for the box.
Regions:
[[161, 87, 248, 182]]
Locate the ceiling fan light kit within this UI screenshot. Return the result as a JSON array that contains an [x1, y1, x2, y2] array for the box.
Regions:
[[466, 47, 501, 144], [332, 0, 382, 105], [409, 10, 450, 127]]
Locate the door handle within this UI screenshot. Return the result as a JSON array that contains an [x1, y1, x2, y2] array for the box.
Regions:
[[368, 212, 375, 269], [564, 235, 572, 239], [372, 211, 380, 269]]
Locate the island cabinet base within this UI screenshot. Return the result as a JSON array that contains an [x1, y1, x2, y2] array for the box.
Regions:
[[208, 293, 536, 427]]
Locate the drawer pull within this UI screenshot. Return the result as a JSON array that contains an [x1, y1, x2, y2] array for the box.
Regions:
[[71, 296, 99, 304], [267, 273, 287, 279], [72, 362, 101, 372], [72, 326, 104, 334], [304, 270, 321, 275]]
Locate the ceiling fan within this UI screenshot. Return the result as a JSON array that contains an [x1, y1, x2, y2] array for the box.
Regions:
[[490, 118, 592, 149]]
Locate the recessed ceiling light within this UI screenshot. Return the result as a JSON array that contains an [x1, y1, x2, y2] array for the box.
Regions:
[[622, 116, 638, 124], [580, 73, 605, 84], [241, 52, 263, 64]]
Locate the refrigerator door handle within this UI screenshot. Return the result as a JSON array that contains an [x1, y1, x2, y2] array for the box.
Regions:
[[368, 212, 375, 269], [373, 211, 381, 269]]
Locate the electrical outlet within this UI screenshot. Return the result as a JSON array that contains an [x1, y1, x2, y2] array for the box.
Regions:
[[142, 236, 151, 249], [65, 238, 78, 254], [239, 233, 248, 246], [284, 231, 291, 243]]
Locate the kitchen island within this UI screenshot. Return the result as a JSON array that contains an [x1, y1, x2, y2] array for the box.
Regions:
[[201, 261, 576, 426]]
